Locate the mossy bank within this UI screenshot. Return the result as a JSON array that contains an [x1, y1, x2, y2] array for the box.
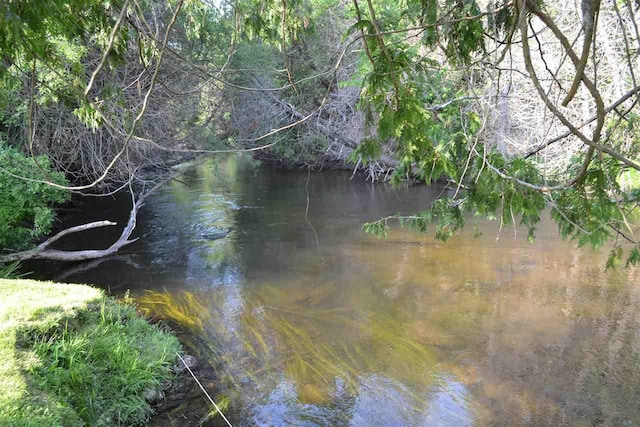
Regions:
[[0, 279, 182, 426]]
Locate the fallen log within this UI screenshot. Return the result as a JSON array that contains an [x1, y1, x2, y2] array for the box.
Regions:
[[0, 177, 168, 263]]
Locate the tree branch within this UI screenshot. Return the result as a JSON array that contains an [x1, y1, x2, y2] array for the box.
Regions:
[[521, 0, 638, 174], [0, 221, 118, 263], [524, 84, 640, 157], [0, 172, 176, 263]]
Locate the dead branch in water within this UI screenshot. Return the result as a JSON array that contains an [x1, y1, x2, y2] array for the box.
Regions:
[[0, 176, 170, 263]]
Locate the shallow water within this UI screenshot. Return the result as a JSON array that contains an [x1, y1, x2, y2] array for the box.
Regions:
[[33, 156, 640, 426]]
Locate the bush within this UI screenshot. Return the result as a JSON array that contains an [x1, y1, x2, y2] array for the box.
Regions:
[[0, 144, 69, 251]]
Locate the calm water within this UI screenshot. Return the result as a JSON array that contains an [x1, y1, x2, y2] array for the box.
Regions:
[[33, 156, 640, 426]]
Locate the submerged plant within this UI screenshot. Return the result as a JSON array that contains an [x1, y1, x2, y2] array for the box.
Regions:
[[136, 288, 438, 408]]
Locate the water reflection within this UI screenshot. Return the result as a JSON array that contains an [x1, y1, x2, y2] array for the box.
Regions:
[[33, 155, 640, 426]]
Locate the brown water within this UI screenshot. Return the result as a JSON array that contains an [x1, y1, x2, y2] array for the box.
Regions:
[[33, 155, 640, 426]]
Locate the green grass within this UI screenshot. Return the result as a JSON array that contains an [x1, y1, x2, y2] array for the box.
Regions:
[[0, 279, 181, 426]]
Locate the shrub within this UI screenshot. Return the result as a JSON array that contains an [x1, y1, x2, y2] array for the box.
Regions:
[[0, 144, 69, 251]]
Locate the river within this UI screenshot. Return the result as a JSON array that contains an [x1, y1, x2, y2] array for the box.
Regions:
[[31, 155, 640, 426]]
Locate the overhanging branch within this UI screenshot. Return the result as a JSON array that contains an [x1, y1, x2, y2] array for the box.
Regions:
[[0, 174, 173, 263]]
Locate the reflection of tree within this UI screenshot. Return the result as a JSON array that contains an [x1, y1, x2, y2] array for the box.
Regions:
[[131, 156, 640, 425], [133, 156, 244, 286], [471, 261, 640, 425], [333, 230, 640, 425]]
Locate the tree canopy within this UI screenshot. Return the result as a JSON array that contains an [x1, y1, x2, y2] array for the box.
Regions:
[[0, 0, 639, 266]]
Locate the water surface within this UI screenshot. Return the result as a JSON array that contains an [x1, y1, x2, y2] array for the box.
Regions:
[[34, 156, 640, 426]]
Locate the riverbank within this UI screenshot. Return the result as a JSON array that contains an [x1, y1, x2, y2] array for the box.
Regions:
[[0, 279, 181, 426]]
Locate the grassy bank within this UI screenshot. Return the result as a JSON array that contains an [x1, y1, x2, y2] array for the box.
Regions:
[[0, 279, 181, 426]]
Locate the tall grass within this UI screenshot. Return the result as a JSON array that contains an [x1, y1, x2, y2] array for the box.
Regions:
[[32, 300, 181, 425], [0, 280, 181, 426], [0, 261, 22, 279]]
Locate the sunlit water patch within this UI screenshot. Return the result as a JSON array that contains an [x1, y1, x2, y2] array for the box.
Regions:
[[32, 155, 640, 426]]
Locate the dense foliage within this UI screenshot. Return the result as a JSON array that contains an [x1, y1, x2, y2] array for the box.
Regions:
[[0, 0, 229, 179], [0, 144, 68, 250], [0, 0, 639, 267], [349, 0, 640, 267], [227, 0, 640, 266], [0, 0, 229, 255]]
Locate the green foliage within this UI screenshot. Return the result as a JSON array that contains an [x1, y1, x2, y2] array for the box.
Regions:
[[0, 279, 181, 427], [417, 0, 439, 45], [350, 0, 488, 188], [363, 220, 389, 238], [341, 0, 640, 267], [0, 144, 69, 251], [626, 246, 640, 267], [488, 0, 517, 33], [229, 41, 284, 87], [0, 0, 228, 153], [618, 169, 640, 192], [0, 261, 22, 279], [0, 1, 133, 124], [467, 153, 547, 239], [551, 169, 620, 248], [180, 0, 236, 62], [0, 1, 125, 75], [240, 0, 320, 46], [0, 0, 232, 253], [354, 6, 540, 244], [441, 1, 485, 65], [349, 138, 382, 164]]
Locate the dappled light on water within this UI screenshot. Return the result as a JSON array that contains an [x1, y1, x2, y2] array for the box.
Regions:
[[136, 287, 441, 422], [38, 156, 640, 425]]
